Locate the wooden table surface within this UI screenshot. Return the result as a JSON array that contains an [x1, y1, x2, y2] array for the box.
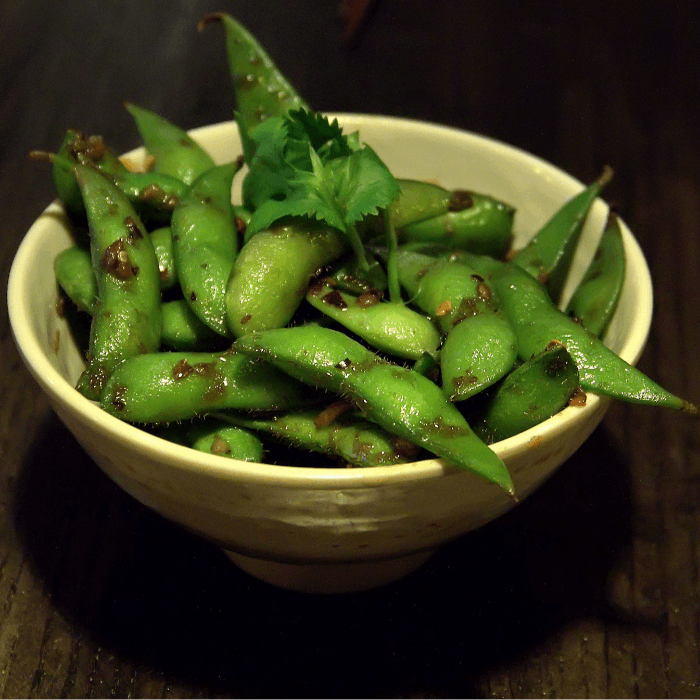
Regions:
[[2, 1, 699, 697]]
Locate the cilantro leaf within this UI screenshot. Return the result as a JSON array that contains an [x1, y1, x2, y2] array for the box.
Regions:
[[240, 108, 401, 272]]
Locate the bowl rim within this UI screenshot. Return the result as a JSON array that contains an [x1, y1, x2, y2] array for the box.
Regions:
[[7, 114, 653, 490]]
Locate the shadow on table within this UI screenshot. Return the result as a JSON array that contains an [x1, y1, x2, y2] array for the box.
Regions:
[[15, 411, 634, 698]]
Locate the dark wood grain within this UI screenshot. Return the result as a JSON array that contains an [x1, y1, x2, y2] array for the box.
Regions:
[[2, 1, 699, 697]]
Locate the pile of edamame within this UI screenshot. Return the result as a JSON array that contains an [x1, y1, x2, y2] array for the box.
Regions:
[[41, 13, 696, 497]]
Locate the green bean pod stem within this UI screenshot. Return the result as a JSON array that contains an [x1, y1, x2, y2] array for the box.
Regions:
[[218, 408, 417, 467], [73, 164, 162, 400], [199, 12, 309, 135], [171, 161, 242, 337], [100, 350, 319, 423], [125, 103, 216, 185], [224, 220, 346, 336], [233, 325, 515, 495], [398, 191, 515, 258], [490, 262, 697, 411], [306, 280, 440, 361], [158, 418, 264, 462], [472, 343, 582, 443], [512, 166, 613, 302], [565, 212, 626, 337], [440, 312, 518, 402]]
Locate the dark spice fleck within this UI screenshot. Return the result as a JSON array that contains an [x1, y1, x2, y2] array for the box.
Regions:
[[355, 289, 383, 307], [101, 239, 137, 279], [568, 386, 587, 406], [322, 289, 348, 309], [448, 189, 474, 211], [123, 216, 143, 243], [173, 359, 194, 380]]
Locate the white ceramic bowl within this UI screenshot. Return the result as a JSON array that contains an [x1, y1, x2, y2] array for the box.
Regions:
[[8, 116, 652, 593]]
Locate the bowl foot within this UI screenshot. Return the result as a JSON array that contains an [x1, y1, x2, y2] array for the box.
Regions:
[[223, 549, 435, 594]]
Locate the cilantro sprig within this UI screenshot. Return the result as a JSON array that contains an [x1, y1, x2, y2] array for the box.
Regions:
[[239, 109, 401, 273]]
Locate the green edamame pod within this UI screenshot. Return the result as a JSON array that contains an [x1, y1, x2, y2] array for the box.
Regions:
[[51, 244, 220, 350], [199, 12, 309, 134], [100, 350, 319, 423], [111, 170, 187, 227], [219, 408, 416, 467], [160, 300, 225, 351], [399, 191, 515, 258], [388, 179, 452, 230], [396, 248, 498, 332], [512, 166, 613, 303], [565, 212, 626, 337], [225, 220, 346, 336], [472, 343, 581, 443], [73, 164, 162, 400], [412, 352, 440, 381], [55, 232, 175, 302], [159, 418, 264, 462], [125, 103, 216, 185], [435, 248, 506, 278], [44, 132, 188, 226], [490, 262, 697, 412], [233, 326, 515, 495], [171, 161, 242, 337], [52, 130, 126, 220], [54, 245, 98, 315], [306, 280, 440, 361], [440, 312, 518, 402]]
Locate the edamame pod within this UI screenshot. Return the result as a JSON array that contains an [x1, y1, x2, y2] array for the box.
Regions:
[[171, 161, 242, 337], [224, 220, 346, 336], [100, 350, 319, 423], [199, 12, 309, 134], [396, 248, 498, 332], [387, 179, 452, 230], [45, 133, 188, 227], [512, 166, 613, 303], [51, 244, 219, 351], [219, 408, 416, 467], [233, 326, 515, 495], [160, 300, 225, 351], [125, 103, 216, 185], [472, 343, 581, 443], [112, 170, 187, 226], [440, 312, 518, 402], [158, 418, 264, 462], [490, 262, 697, 411], [306, 280, 440, 360], [565, 212, 626, 337], [52, 130, 126, 220], [73, 164, 162, 400], [399, 191, 514, 258], [54, 245, 98, 315], [55, 234, 174, 298]]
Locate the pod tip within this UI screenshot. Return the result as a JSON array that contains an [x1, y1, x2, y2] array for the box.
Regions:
[[197, 12, 224, 32]]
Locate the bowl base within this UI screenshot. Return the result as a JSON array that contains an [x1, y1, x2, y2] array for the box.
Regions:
[[223, 549, 435, 594]]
